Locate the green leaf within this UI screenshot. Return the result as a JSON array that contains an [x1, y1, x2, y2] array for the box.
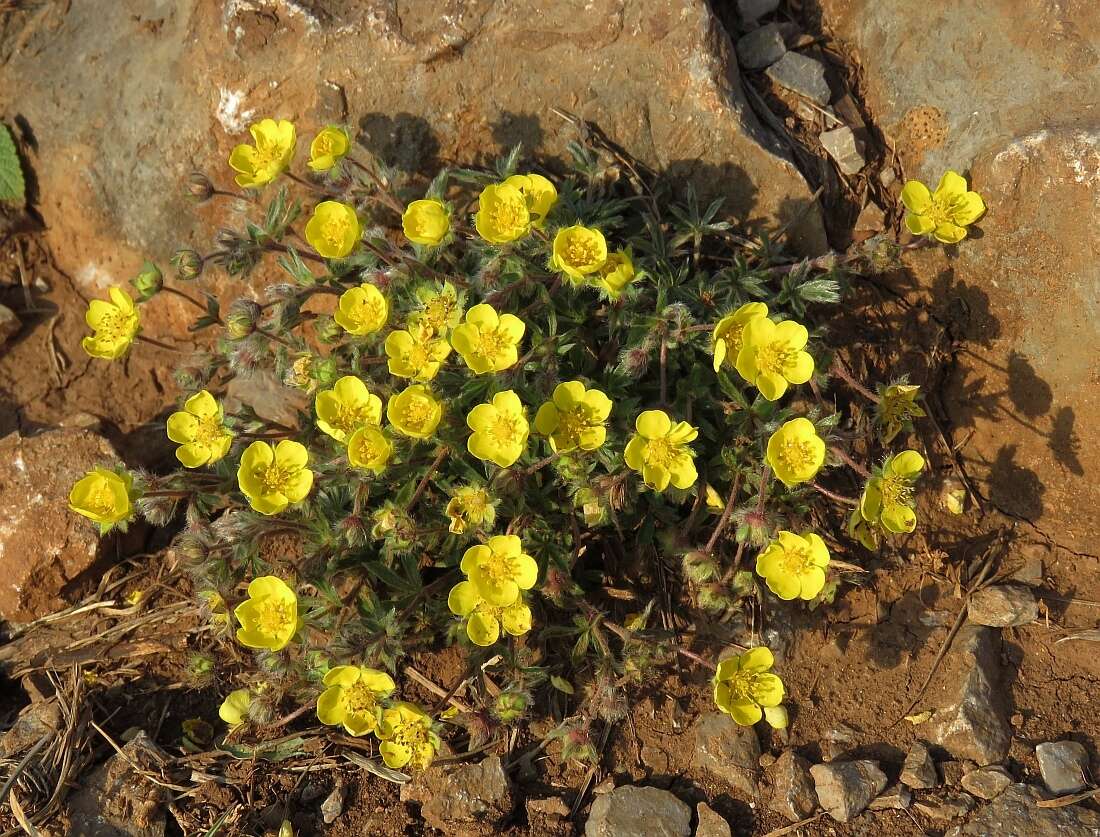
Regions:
[[219, 736, 306, 762], [0, 123, 24, 202], [550, 675, 574, 694]]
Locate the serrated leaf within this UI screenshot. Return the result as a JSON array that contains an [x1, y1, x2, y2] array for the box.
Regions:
[[219, 736, 306, 762], [0, 123, 24, 202]]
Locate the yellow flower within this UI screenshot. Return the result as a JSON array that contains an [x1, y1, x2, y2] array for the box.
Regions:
[[305, 200, 362, 259], [166, 390, 234, 467], [533, 381, 612, 453], [316, 665, 395, 737], [735, 317, 815, 401], [82, 286, 140, 360], [901, 171, 985, 244], [766, 418, 825, 488], [713, 647, 786, 727], [386, 385, 443, 439], [848, 507, 878, 551], [219, 689, 251, 728], [307, 125, 349, 172], [876, 384, 925, 443], [347, 425, 392, 475], [378, 702, 437, 771], [228, 118, 296, 188], [385, 322, 452, 381], [315, 376, 382, 444], [467, 390, 529, 467], [402, 199, 450, 246], [460, 535, 538, 606], [475, 182, 531, 243], [755, 531, 831, 601], [623, 410, 699, 491], [450, 303, 525, 374], [712, 302, 768, 373], [334, 283, 388, 335], [503, 173, 558, 228], [550, 225, 608, 283], [411, 282, 463, 335], [860, 450, 924, 534], [237, 440, 314, 515], [593, 249, 636, 299], [69, 468, 137, 531], [448, 580, 532, 646], [445, 486, 496, 535], [234, 576, 300, 651]]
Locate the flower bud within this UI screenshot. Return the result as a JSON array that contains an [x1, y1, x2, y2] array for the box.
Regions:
[[313, 356, 340, 387], [618, 346, 650, 377], [137, 492, 178, 526], [339, 513, 368, 547], [682, 550, 719, 583], [225, 299, 261, 340], [493, 689, 530, 723], [315, 314, 344, 344], [171, 248, 205, 281], [130, 261, 163, 301], [185, 171, 215, 203], [697, 582, 734, 614]]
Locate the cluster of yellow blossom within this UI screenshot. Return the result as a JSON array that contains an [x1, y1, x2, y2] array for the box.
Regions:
[[711, 302, 814, 402], [448, 535, 536, 646], [713, 646, 787, 728], [849, 450, 925, 548]]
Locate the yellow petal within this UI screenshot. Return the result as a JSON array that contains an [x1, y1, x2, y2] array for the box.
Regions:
[[900, 180, 932, 213], [635, 410, 671, 439], [934, 170, 968, 203], [740, 646, 774, 673]]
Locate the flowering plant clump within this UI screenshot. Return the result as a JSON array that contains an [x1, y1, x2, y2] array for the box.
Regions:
[[71, 119, 980, 770]]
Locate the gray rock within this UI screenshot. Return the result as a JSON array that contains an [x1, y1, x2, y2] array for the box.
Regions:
[[737, 0, 780, 24], [946, 784, 1100, 837], [0, 303, 19, 346], [900, 741, 938, 789], [1, 701, 61, 757], [968, 585, 1039, 627], [527, 796, 570, 819], [691, 712, 760, 799], [960, 765, 1013, 800], [819, 126, 866, 175], [766, 52, 832, 105], [695, 802, 732, 837], [1036, 741, 1089, 795], [585, 785, 691, 837], [810, 760, 887, 823], [928, 626, 1012, 765], [867, 784, 911, 810], [767, 750, 818, 821], [66, 732, 169, 836], [1010, 553, 1045, 587], [402, 755, 513, 832], [736, 23, 786, 70], [915, 791, 976, 820]]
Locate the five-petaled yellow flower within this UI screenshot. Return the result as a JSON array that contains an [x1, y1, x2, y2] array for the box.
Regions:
[[624, 410, 699, 491], [448, 581, 532, 647], [237, 440, 314, 515], [475, 182, 531, 243], [461, 535, 538, 606], [756, 531, 831, 601], [876, 384, 925, 443], [385, 322, 452, 382], [82, 286, 140, 360], [228, 118, 296, 189], [713, 647, 786, 727], [69, 468, 137, 532], [467, 390, 529, 468], [307, 125, 349, 173], [305, 200, 362, 259], [166, 390, 234, 467], [445, 486, 496, 535], [234, 576, 300, 651], [402, 199, 450, 246], [901, 171, 985, 244], [503, 173, 558, 228], [736, 317, 814, 401], [450, 303, 525, 374], [859, 450, 924, 534], [551, 225, 608, 283], [347, 425, 393, 475], [594, 249, 636, 299], [334, 283, 389, 335], [378, 702, 437, 770], [534, 381, 612, 453], [411, 282, 463, 335], [219, 689, 251, 728], [316, 665, 395, 737], [386, 385, 443, 439], [766, 418, 825, 488], [712, 302, 768, 373], [315, 375, 382, 444]]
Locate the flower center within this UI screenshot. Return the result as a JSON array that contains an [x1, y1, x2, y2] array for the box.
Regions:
[[344, 680, 379, 716], [489, 196, 527, 231], [556, 405, 592, 443], [194, 414, 225, 448], [463, 492, 488, 516], [402, 397, 433, 431], [350, 433, 381, 462], [482, 551, 514, 582], [257, 463, 294, 495], [255, 597, 292, 635], [423, 296, 455, 331], [333, 402, 374, 435], [87, 482, 117, 516], [644, 437, 678, 468], [476, 326, 509, 359], [755, 340, 798, 376], [315, 135, 335, 155], [774, 438, 815, 472], [389, 719, 429, 753], [96, 310, 132, 343], [779, 545, 812, 576], [252, 138, 284, 173], [489, 413, 519, 445], [351, 297, 383, 327], [880, 474, 913, 509], [722, 670, 769, 703], [564, 237, 600, 267], [322, 214, 351, 249]]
